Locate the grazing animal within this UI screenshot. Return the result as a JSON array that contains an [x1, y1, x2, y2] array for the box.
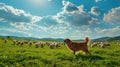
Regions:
[[28, 42, 32, 47], [35, 42, 40, 48], [49, 42, 56, 49], [99, 42, 110, 48], [64, 37, 91, 55], [13, 40, 18, 45], [50, 44, 55, 49], [19, 41, 24, 46], [91, 42, 100, 48], [55, 43, 60, 48], [4, 39, 8, 43]]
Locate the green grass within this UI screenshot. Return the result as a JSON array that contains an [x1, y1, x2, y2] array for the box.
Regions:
[[0, 38, 120, 67]]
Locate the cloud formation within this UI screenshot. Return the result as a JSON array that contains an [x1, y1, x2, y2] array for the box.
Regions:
[[0, 0, 119, 39], [103, 7, 120, 24], [62, 1, 78, 12], [90, 6, 101, 16], [0, 27, 32, 37], [0, 2, 41, 23], [95, 26, 120, 34], [54, 1, 99, 26], [38, 16, 58, 26]]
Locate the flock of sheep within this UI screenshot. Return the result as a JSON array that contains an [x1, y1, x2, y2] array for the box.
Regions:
[[91, 41, 110, 48], [2, 39, 120, 49], [91, 41, 120, 48], [3, 39, 64, 49]]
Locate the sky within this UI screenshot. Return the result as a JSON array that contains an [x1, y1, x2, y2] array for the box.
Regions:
[[0, 0, 120, 39]]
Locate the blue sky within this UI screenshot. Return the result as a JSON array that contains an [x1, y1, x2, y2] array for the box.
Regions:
[[0, 0, 120, 39]]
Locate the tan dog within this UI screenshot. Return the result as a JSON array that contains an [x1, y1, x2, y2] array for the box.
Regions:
[[64, 37, 91, 55]]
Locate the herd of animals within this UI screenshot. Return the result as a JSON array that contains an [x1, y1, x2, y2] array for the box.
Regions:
[[3, 39, 64, 49], [91, 41, 120, 48], [1, 38, 120, 55]]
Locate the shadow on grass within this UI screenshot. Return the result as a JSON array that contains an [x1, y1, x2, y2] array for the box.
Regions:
[[56, 52, 105, 62], [57, 54, 74, 61], [75, 54, 105, 61], [104, 60, 120, 66]]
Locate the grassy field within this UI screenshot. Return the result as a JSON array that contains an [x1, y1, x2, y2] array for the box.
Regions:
[[0, 38, 120, 67]]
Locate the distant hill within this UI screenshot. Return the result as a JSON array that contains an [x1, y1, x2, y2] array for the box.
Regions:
[[0, 36, 64, 41], [0, 35, 120, 41], [0, 36, 40, 40], [93, 37, 110, 41], [92, 36, 120, 41], [108, 36, 120, 41]]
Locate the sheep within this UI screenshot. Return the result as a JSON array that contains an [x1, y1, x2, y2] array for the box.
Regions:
[[90, 41, 110, 48], [46, 42, 50, 46], [16, 41, 20, 46], [47, 42, 62, 49], [54, 42, 61, 48], [99, 42, 105, 48], [48, 42, 55, 49], [99, 42, 110, 48], [35, 42, 40, 48], [4, 39, 8, 43], [23, 41, 29, 44], [91, 42, 100, 48], [49, 44, 55, 49], [15, 41, 24, 46], [39, 42, 45, 48], [28, 41, 32, 47], [13, 40, 16, 45], [19, 41, 24, 47], [49, 42, 59, 49]]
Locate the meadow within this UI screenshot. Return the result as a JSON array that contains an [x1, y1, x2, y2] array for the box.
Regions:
[[0, 38, 120, 67]]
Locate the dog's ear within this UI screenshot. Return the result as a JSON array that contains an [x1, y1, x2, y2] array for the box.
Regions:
[[64, 39, 71, 43], [67, 39, 71, 42], [63, 39, 66, 42]]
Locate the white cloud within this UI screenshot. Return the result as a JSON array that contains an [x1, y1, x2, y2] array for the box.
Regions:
[[0, 28, 32, 36], [25, 1, 99, 36], [95, 0, 102, 2], [2, 1, 118, 39], [54, 1, 99, 26], [94, 27, 120, 35], [10, 23, 31, 31], [0, 2, 41, 23], [103, 7, 120, 24], [49, 24, 70, 34], [20, 1, 99, 36], [89, 18, 99, 24], [68, 27, 92, 40], [84, 28, 92, 34], [62, 1, 78, 12], [39, 16, 58, 26], [30, 23, 70, 35], [90, 6, 101, 16]]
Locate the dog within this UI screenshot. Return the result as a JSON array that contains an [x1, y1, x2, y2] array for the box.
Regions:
[[64, 37, 91, 55]]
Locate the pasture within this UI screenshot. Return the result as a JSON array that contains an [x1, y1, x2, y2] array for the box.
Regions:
[[0, 38, 120, 67]]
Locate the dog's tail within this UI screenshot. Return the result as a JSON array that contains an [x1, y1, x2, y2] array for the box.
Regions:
[[85, 37, 90, 46]]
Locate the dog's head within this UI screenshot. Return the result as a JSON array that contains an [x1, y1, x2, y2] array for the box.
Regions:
[[85, 37, 90, 42], [64, 39, 71, 44]]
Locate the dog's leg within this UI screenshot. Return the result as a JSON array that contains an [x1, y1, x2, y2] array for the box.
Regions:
[[83, 49, 91, 55], [73, 50, 76, 55], [87, 50, 91, 55]]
